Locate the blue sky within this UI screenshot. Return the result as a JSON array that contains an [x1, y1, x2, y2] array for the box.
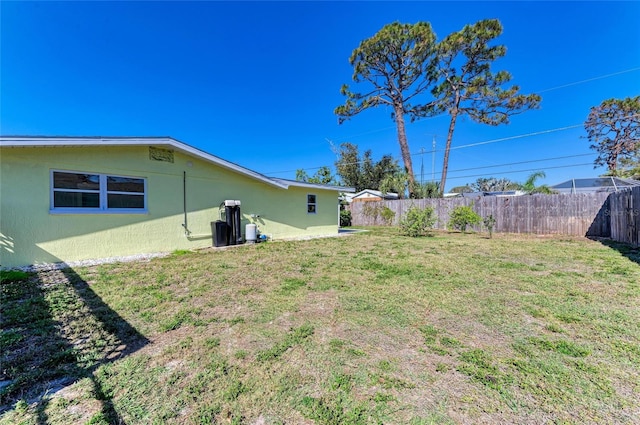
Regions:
[[2, 1, 639, 191]]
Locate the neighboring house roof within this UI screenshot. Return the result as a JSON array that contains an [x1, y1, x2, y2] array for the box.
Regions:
[[350, 189, 399, 201], [0, 136, 355, 193], [551, 177, 640, 194]]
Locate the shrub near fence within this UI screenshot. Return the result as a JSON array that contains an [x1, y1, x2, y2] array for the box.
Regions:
[[349, 193, 615, 237]]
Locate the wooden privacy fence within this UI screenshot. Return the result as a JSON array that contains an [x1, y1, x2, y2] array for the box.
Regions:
[[608, 186, 640, 246], [348, 192, 639, 245]]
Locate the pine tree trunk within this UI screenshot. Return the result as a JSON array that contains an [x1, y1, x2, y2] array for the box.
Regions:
[[440, 107, 459, 196], [393, 104, 416, 197]]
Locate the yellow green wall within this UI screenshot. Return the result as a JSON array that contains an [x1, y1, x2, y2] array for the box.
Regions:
[[0, 146, 340, 268]]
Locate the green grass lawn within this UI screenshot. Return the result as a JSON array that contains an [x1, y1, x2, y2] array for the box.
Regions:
[[1, 228, 639, 424]]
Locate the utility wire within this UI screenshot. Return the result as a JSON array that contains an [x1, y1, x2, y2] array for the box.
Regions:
[[408, 124, 582, 156], [268, 150, 596, 177], [440, 112, 638, 154], [268, 66, 639, 176], [326, 66, 640, 144], [267, 109, 638, 175], [265, 123, 586, 175], [445, 162, 595, 182], [443, 152, 595, 174], [448, 124, 583, 151], [285, 158, 597, 184], [535, 67, 640, 94]]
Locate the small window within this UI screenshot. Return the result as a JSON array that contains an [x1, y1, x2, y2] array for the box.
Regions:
[[51, 170, 147, 213], [307, 194, 317, 214]]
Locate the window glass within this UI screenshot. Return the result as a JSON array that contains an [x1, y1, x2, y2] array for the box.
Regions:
[[53, 172, 100, 190], [307, 194, 317, 214], [51, 170, 147, 212], [54, 191, 100, 208], [107, 176, 145, 193], [107, 194, 145, 209]]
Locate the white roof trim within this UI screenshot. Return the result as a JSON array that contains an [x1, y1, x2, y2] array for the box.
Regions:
[[1, 136, 356, 192], [1, 136, 295, 189], [270, 177, 355, 193]]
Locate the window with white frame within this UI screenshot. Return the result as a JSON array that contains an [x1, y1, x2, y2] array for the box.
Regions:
[[307, 194, 317, 214], [51, 170, 146, 213]]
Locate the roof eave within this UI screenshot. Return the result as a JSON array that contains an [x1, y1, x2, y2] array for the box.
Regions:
[[0, 136, 289, 189], [269, 177, 355, 193]]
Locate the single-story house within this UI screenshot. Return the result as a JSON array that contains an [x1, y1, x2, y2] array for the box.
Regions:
[[551, 177, 640, 194], [0, 136, 354, 268], [345, 189, 399, 203]]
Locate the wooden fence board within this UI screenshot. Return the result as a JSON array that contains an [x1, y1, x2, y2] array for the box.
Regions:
[[348, 190, 639, 246], [608, 187, 640, 247], [349, 193, 615, 237]]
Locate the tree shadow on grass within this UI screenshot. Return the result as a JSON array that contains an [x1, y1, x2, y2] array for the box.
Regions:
[[591, 238, 640, 266], [0, 267, 150, 423]]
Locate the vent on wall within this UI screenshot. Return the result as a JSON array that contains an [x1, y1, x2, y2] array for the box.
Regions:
[[149, 146, 174, 163]]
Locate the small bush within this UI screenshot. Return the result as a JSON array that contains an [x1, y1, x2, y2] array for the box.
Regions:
[[361, 203, 396, 226], [483, 214, 496, 238], [340, 209, 352, 227], [361, 203, 380, 224], [380, 206, 395, 225], [448, 206, 481, 233], [399, 206, 437, 237]]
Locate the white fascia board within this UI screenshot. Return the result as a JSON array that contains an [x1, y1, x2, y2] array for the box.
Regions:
[[0, 136, 175, 147], [0, 136, 289, 189], [353, 189, 398, 198], [354, 189, 381, 197], [270, 177, 355, 193]]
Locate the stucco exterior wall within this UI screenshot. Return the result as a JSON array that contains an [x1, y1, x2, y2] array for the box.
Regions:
[[0, 146, 339, 268]]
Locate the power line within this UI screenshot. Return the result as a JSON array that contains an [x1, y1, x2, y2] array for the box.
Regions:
[[408, 124, 582, 156], [536, 67, 640, 94], [425, 153, 598, 181], [273, 110, 637, 176], [327, 66, 640, 144], [265, 122, 585, 175], [450, 125, 583, 151], [445, 162, 596, 182], [265, 150, 597, 179], [439, 112, 638, 155], [443, 152, 595, 175], [266, 62, 639, 176]]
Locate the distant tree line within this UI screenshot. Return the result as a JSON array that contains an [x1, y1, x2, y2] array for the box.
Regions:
[[296, 144, 554, 197], [296, 143, 441, 199], [450, 171, 553, 194]]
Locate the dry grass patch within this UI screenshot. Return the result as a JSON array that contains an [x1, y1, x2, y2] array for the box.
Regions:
[[1, 227, 639, 424]]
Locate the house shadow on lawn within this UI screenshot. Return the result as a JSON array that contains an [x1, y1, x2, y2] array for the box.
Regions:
[[0, 267, 149, 424]]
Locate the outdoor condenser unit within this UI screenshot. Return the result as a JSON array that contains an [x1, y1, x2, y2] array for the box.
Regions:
[[212, 220, 228, 247]]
